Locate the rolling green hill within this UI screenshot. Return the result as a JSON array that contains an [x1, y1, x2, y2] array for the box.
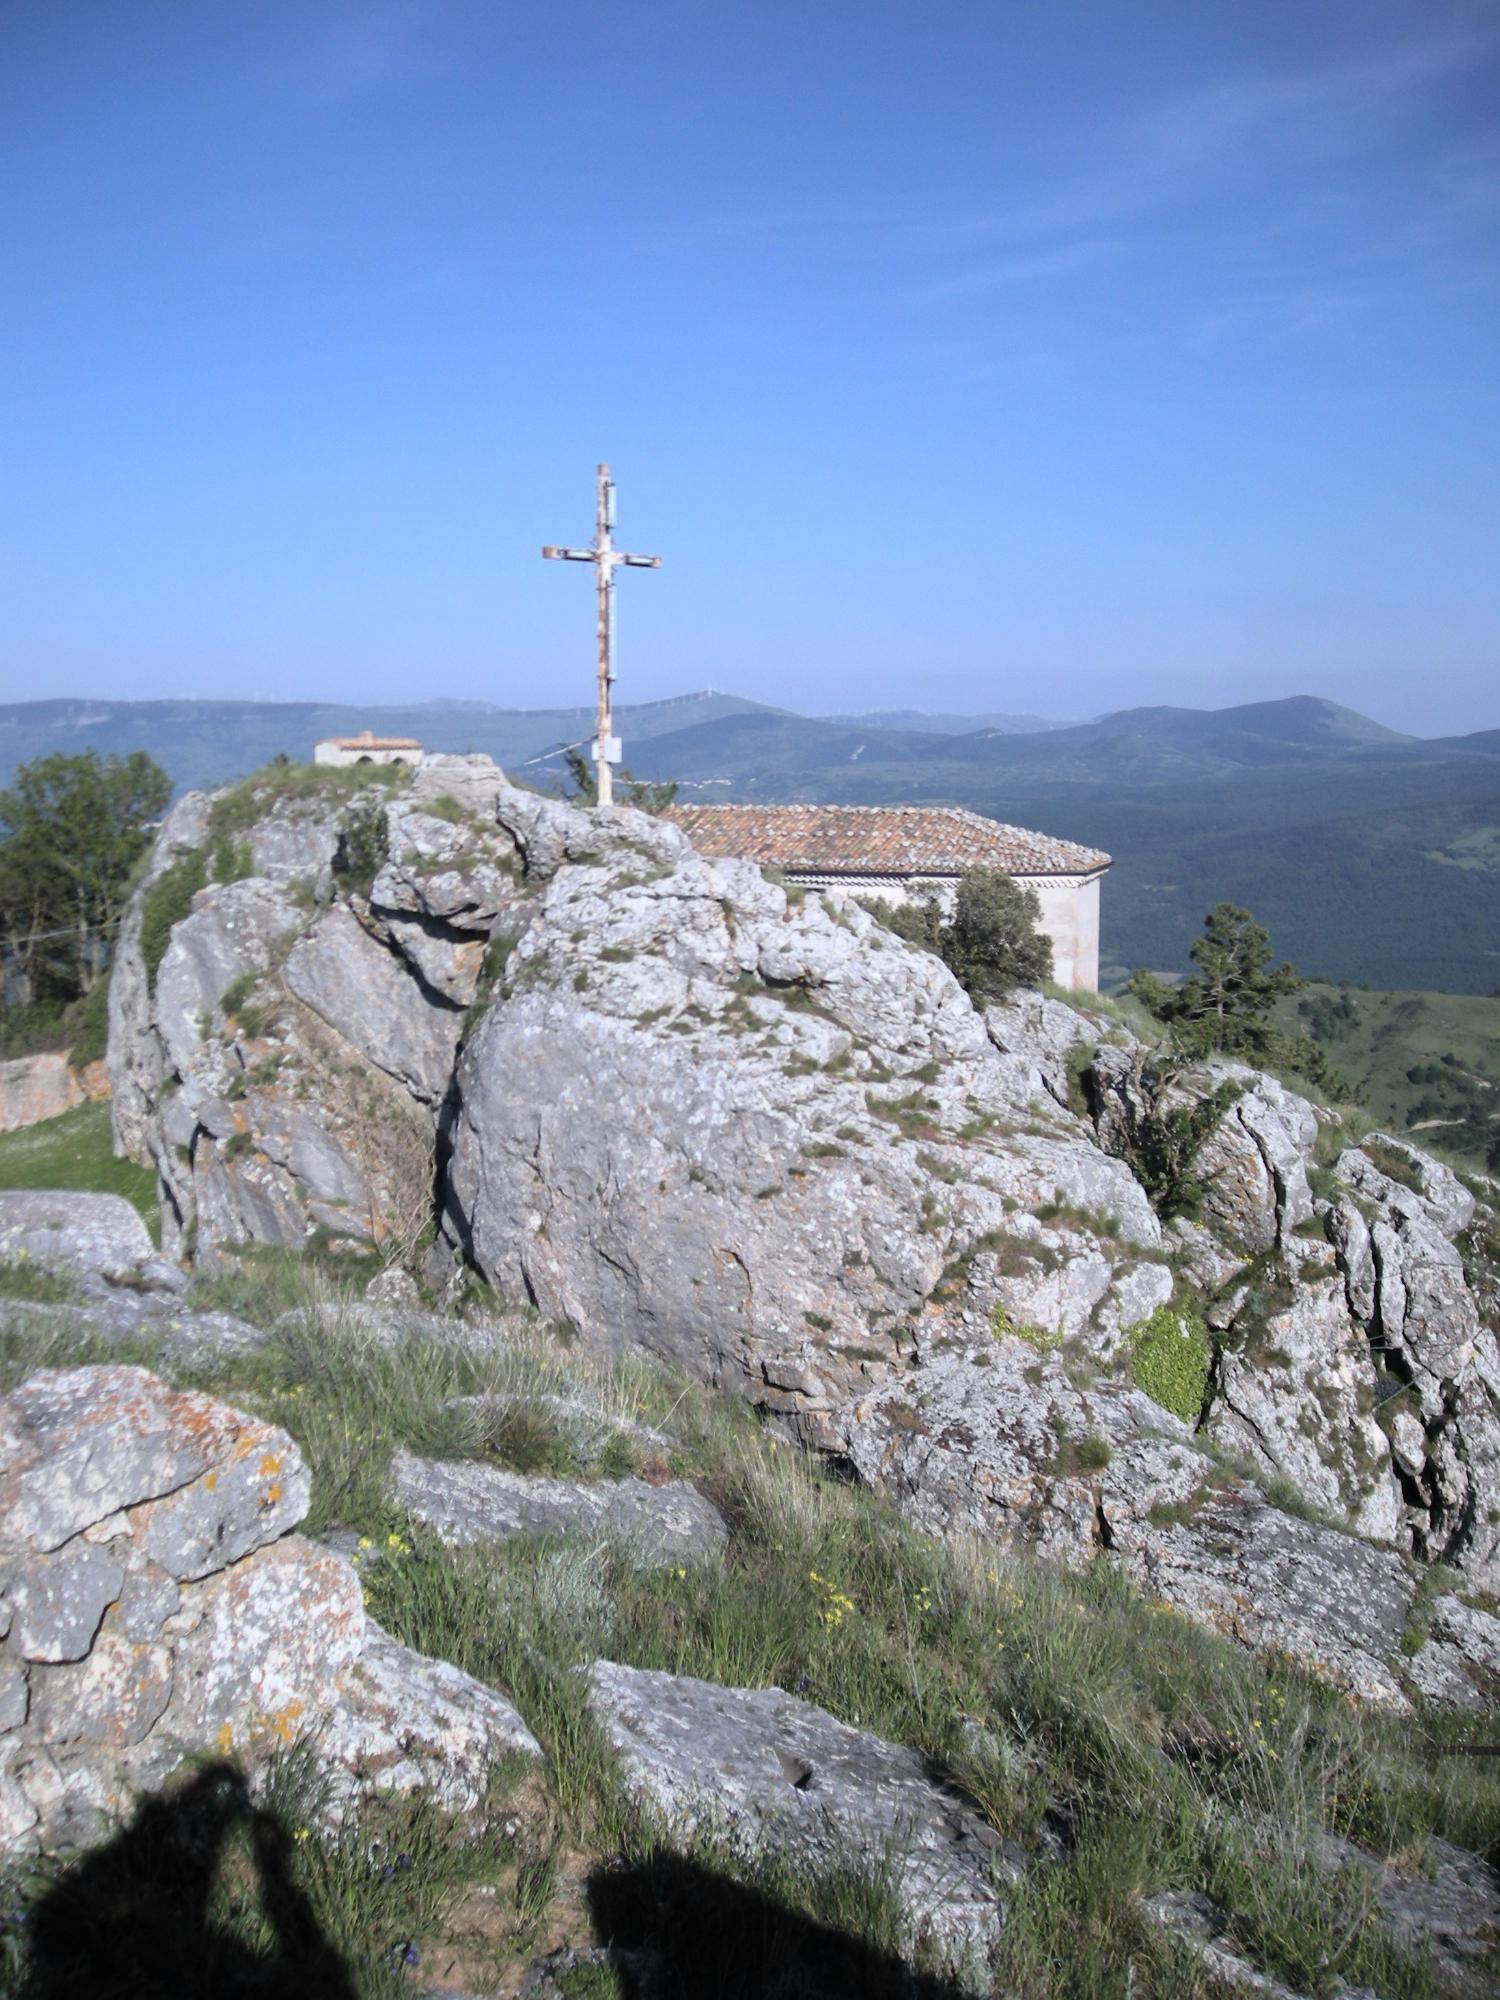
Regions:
[[1277, 984, 1500, 1173]]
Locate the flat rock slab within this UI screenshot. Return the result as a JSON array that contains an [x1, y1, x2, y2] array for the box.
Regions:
[[1314, 1829, 1500, 1989], [0, 1296, 271, 1368], [1116, 1483, 1421, 1709], [390, 1450, 726, 1567], [0, 1363, 308, 1561], [1141, 1892, 1321, 1999], [0, 1190, 154, 1286], [276, 1302, 542, 1356], [584, 1659, 1021, 1988]]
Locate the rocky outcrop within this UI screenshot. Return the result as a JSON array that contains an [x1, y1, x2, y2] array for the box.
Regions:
[[108, 788, 212, 1169], [0, 1366, 538, 1855], [107, 753, 1500, 1692], [585, 1659, 1020, 1988], [836, 1331, 1500, 1708], [1088, 1048, 1500, 1600], [107, 763, 535, 1259]]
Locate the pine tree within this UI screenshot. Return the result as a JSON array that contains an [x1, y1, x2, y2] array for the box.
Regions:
[[0, 750, 171, 1006]]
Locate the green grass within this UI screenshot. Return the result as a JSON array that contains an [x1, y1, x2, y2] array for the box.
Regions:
[[0, 1256, 79, 1305], [1, 1256, 1497, 1997], [205, 757, 410, 842], [1277, 982, 1500, 1174], [0, 1100, 158, 1239]]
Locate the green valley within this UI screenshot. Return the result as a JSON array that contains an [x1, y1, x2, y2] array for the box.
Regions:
[[1277, 983, 1500, 1172]]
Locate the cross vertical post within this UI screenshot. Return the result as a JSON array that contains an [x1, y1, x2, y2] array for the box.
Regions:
[[542, 464, 661, 807]]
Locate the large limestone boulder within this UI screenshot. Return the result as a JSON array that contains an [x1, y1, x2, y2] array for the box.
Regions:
[[0, 1053, 88, 1136], [0, 1366, 538, 1855], [442, 798, 1166, 1423], [0, 1191, 181, 1297]]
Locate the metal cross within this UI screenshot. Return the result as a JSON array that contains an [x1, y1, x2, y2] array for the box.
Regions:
[[542, 463, 660, 807]]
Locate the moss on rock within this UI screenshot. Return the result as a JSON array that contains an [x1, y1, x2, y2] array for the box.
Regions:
[[1126, 1303, 1210, 1424]]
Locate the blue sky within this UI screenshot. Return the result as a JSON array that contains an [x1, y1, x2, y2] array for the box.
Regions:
[[1, 1, 1496, 733]]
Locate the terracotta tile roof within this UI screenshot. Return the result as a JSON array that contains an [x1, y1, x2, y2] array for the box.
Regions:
[[316, 729, 424, 750], [661, 804, 1110, 878]]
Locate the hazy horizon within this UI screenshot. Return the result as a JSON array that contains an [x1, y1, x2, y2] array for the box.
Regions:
[[3, 684, 1490, 745], [3, 2, 1498, 736]]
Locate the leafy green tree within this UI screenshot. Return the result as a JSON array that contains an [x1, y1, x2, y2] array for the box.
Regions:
[[869, 869, 1052, 1000], [1128, 902, 1349, 1094], [867, 889, 944, 952], [0, 750, 170, 1005], [1129, 903, 1300, 1058], [1184, 903, 1301, 1035], [942, 868, 1054, 999]]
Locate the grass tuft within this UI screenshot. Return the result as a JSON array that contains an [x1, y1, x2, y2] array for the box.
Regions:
[[0, 1100, 159, 1237]]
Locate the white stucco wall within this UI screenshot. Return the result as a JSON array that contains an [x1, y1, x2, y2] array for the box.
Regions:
[[782, 868, 1104, 992], [1016, 873, 1101, 992]]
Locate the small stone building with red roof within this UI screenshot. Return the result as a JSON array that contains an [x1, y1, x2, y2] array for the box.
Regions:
[[313, 728, 424, 770], [662, 803, 1110, 990]]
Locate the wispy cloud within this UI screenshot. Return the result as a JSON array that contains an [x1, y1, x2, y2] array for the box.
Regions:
[[910, 21, 1500, 332], [623, 203, 904, 261], [913, 237, 1116, 306], [1133, 30, 1490, 173], [282, 1, 454, 110], [1180, 284, 1369, 350]]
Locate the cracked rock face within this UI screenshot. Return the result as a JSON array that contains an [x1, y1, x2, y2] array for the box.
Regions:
[[108, 762, 533, 1257], [1207, 1277, 1402, 1543], [107, 753, 1500, 1696], [0, 1366, 538, 1857]]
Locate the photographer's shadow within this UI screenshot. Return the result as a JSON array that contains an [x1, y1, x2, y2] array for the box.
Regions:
[[20, 1762, 358, 2000]]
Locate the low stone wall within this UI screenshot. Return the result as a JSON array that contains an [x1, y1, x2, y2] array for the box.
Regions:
[[0, 1052, 109, 1135]]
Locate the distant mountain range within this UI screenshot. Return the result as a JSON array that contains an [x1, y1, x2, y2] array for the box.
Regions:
[[3, 690, 1497, 994], [0, 691, 769, 789]]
